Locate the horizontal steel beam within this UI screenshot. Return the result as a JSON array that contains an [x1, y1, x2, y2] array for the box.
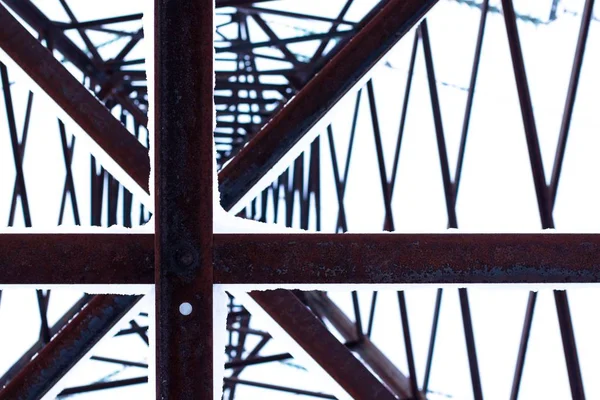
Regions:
[[218, 0, 438, 211], [0, 3, 150, 192], [0, 234, 153, 284], [214, 234, 600, 284], [3, 233, 600, 285]]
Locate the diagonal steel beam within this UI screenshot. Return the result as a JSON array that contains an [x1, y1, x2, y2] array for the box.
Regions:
[[250, 289, 396, 400], [218, 0, 438, 211], [0, 295, 143, 399], [305, 291, 417, 398], [0, 3, 150, 192], [1, 0, 94, 75], [0, 295, 92, 388]]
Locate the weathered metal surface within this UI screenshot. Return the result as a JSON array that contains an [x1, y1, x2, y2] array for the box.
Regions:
[[218, 0, 439, 211], [3, 232, 600, 286], [0, 295, 92, 387], [249, 289, 396, 400], [554, 290, 585, 399], [154, 0, 214, 397], [0, 234, 153, 284], [214, 234, 600, 284], [0, 295, 142, 399], [0, 3, 150, 192], [305, 291, 415, 398]]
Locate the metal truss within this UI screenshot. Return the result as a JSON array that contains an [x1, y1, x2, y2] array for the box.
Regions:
[[0, 0, 599, 399]]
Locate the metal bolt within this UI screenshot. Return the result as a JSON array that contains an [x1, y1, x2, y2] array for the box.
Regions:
[[179, 252, 194, 267]]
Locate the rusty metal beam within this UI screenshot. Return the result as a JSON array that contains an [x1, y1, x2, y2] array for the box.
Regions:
[[0, 234, 153, 284], [1, 0, 94, 75], [154, 0, 214, 397], [0, 295, 142, 399], [0, 295, 92, 387], [2, 233, 600, 285], [218, 0, 438, 211], [0, 3, 150, 192], [305, 291, 418, 399], [249, 289, 396, 400], [214, 234, 600, 284]]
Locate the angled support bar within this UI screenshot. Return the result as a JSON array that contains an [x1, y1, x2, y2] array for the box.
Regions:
[[218, 0, 438, 211], [249, 289, 396, 400], [0, 294, 143, 399], [1, 0, 94, 75], [0, 234, 154, 284], [0, 4, 150, 192], [305, 291, 420, 399], [214, 234, 600, 284], [0, 295, 92, 387]]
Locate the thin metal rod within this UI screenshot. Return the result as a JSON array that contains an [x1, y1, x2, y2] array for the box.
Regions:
[[549, 0, 595, 206], [422, 288, 443, 393], [367, 79, 395, 230], [389, 32, 419, 193], [352, 291, 364, 338], [223, 377, 337, 399], [454, 0, 490, 194], [366, 291, 378, 339], [58, 377, 148, 396], [500, 0, 554, 229], [458, 288, 484, 400], [90, 356, 148, 369], [225, 353, 293, 369], [398, 291, 420, 398], [510, 291, 537, 400], [419, 20, 458, 228], [554, 291, 585, 399]]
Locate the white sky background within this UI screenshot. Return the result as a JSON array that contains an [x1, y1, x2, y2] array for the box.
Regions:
[[1, 0, 600, 399]]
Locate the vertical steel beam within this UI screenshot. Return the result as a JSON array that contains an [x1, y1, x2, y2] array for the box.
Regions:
[[154, 0, 214, 398]]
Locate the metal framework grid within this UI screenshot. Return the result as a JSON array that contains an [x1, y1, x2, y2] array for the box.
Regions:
[[0, 0, 597, 398]]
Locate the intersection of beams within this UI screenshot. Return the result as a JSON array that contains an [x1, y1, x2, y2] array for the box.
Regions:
[[1, 233, 600, 285], [154, 0, 214, 397], [1, 0, 595, 398], [0, 3, 150, 192], [250, 289, 397, 399], [0, 295, 143, 399], [218, 0, 438, 211]]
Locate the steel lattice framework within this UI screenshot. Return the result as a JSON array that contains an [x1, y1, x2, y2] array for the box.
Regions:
[[0, 0, 599, 399]]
